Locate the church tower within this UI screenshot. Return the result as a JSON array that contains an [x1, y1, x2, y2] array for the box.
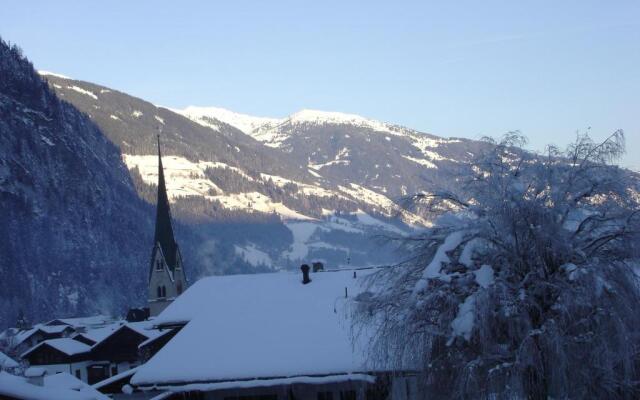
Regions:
[[148, 136, 187, 317]]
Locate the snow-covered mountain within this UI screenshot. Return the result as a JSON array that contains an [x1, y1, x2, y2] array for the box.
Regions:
[[177, 106, 280, 137], [36, 71, 488, 279]]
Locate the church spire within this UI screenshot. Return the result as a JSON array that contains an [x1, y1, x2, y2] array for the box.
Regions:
[[150, 136, 179, 280]]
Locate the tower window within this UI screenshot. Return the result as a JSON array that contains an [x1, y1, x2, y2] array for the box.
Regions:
[[157, 286, 162, 298], [177, 282, 183, 295], [161, 286, 167, 298], [156, 259, 162, 271]]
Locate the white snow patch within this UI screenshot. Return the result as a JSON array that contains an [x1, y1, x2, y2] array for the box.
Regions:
[[131, 110, 143, 118], [211, 191, 313, 220], [413, 231, 465, 295], [177, 106, 280, 136], [0, 371, 92, 400], [474, 265, 494, 288], [402, 155, 437, 169], [153, 374, 376, 394], [37, 70, 71, 80], [285, 222, 318, 260], [0, 352, 18, 368], [154, 115, 165, 125], [122, 155, 221, 199], [260, 173, 339, 198], [354, 210, 405, 235], [67, 85, 98, 100], [40, 135, 54, 146], [450, 293, 476, 342], [235, 244, 272, 267], [109, 114, 120, 121]]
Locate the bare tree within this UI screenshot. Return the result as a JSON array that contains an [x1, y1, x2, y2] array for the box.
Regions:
[[355, 131, 640, 399]]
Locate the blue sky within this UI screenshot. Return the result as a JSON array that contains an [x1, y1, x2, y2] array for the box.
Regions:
[[2, 1, 638, 169]]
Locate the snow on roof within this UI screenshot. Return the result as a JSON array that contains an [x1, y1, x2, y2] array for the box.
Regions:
[[78, 324, 120, 343], [132, 269, 378, 386], [24, 367, 46, 377], [45, 372, 110, 400], [138, 328, 174, 349], [54, 315, 113, 328], [126, 321, 165, 340], [0, 371, 97, 400], [39, 324, 74, 334], [154, 374, 376, 394], [0, 351, 19, 368], [13, 327, 39, 345], [92, 366, 140, 390], [89, 321, 163, 349], [22, 338, 90, 358]]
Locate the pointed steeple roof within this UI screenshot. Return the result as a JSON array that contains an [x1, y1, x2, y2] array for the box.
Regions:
[[150, 136, 180, 279]]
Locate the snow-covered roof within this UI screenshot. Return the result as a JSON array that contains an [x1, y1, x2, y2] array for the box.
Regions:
[[153, 374, 376, 395], [0, 351, 19, 368], [92, 321, 163, 348], [22, 338, 91, 358], [132, 269, 378, 387], [126, 321, 165, 340], [39, 324, 74, 334], [51, 315, 112, 328], [0, 371, 95, 400], [13, 327, 40, 345], [45, 372, 110, 400], [76, 324, 120, 343]]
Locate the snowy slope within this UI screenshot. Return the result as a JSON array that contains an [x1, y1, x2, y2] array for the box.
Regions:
[[176, 106, 280, 134]]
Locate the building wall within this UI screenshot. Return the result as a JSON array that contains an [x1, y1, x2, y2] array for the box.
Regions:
[[38, 361, 91, 382], [148, 246, 187, 317]]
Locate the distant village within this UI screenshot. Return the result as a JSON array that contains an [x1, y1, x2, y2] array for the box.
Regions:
[[0, 141, 413, 400]]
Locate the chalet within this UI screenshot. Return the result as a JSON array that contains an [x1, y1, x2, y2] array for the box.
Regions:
[[17, 320, 162, 385], [130, 267, 418, 400], [7, 324, 77, 356], [87, 322, 163, 384], [148, 136, 188, 317], [20, 338, 91, 381]]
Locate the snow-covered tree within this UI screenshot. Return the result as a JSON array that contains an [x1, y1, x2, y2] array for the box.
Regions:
[[355, 131, 640, 399]]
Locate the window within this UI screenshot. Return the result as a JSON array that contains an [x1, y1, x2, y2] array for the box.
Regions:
[[156, 259, 162, 271], [161, 286, 167, 297], [157, 286, 162, 298], [75, 370, 81, 379], [177, 282, 183, 295]]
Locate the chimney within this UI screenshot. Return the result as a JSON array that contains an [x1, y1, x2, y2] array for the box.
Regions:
[[300, 264, 311, 284], [312, 262, 324, 272]]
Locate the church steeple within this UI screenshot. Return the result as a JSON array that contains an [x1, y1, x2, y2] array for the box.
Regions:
[[148, 136, 187, 316], [150, 136, 179, 279]]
